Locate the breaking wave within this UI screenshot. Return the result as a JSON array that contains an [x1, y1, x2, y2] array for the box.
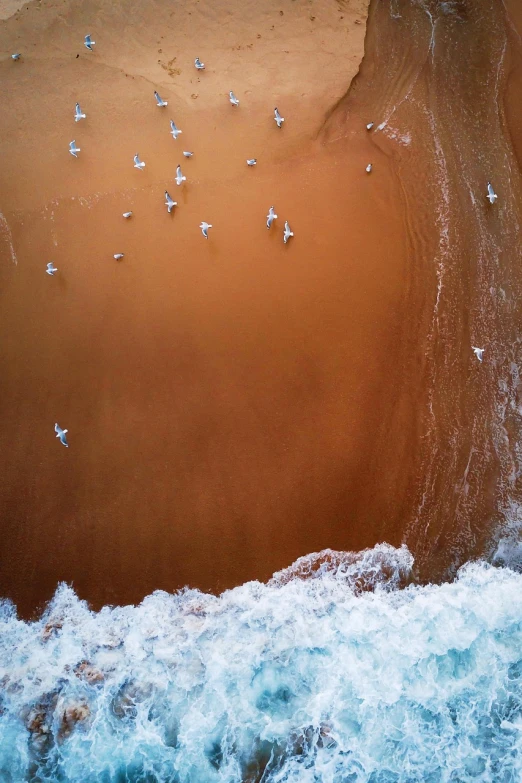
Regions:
[[1, 545, 522, 782]]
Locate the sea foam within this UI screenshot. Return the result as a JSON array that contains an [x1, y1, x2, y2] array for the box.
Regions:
[[1, 544, 522, 782]]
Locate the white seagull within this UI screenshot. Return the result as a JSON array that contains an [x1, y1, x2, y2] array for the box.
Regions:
[[175, 165, 186, 186], [133, 153, 145, 170], [199, 222, 212, 239], [122, 211, 133, 219], [165, 191, 177, 213], [46, 262, 58, 276], [84, 34, 95, 51], [55, 423, 69, 447], [11, 53, 21, 61], [170, 120, 182, 139], [114, 253, 124, 260], [69, 140, 80, 157], [154, 90, 168, 107], [74, 102, 86, 122], [247, 159, 257, 166], [283, 220, 294, 244], [183, 151, 194, 158], [472, 346, 484, 362], [229, 90, 240, 106], [487, 182, 497, 204], [274, 108, 284, 128], [366, 163, 373, 173], [366, 122, 374, 131], [195, 57, 205, 70], [266, 206, 277, 229]]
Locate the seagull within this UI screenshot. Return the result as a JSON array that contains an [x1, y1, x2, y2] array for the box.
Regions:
[[11, 53, 21, 60], [46, 262, 58, 276], [195, 57, 205, 70], [283, 220, 294, 244], [84, 34, 95, 51], [170, 120, 182, 139], [472, 346, 484, 362], [183, 151, 193, 158], [366, 163, 373, 173], [266, 206, 277, 229], [165, 191, 177, 213], [229, 90, 239, 106], [247, 159, 257, 166], [134, 154, 145, 170], [199, 222, 212, 239], [69, 140, 80, 157], [122, 211, 133, 219], [114, 253, 124, 260], [366, 122, 374, 131], [175, 165, 186, 186], [274, 108, 284, 128], [154, 90, 168, 107], [74, 102, 86, 122], [487, 182, 497, 204], [55, 423, 68, 447]]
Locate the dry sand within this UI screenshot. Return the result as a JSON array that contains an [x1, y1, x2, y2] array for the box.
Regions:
[[0, 0, 417, 616]]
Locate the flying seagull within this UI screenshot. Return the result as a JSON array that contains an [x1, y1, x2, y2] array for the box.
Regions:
[[122, 211, 133, 219], [266, 206, 277, 229], [183, 151, 193, 158], [165, 191, 177, 213], [366, 122, 374, 131], [134, 153, 145, 170], [154, 91, 168, 107], [195, 57, 205, 70], [46, 262, 58, 276], [69, 140, 80, 157], [55, 423, 69, 447], [283, 220, 294, 244], [229, 90, 239, 106], [199, 221, 212, 239], [486, 182, 497, 204], [175, 165, 186, 186], [170, 120, 182, 139], [366, 163, 373, 173], [114, 253, 124, 260], [472, 346, 484, 362], [74, 102, 86, 122], [84, 34, 95, 51], [11, 53, 21, 60], [247, 159, 257, 166], [274, 108, 284, 128]]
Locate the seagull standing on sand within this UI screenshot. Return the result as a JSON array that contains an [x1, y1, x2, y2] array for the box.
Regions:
[[274, 108, 284, 128], [74, 102, 86, 122], [183, 151, 193, 158], [229, 91, 240, 106], [46, 262, 58, 276], [247, 159, 257, 166], [366, 122, 374, 131], [266, 206, 277, 229], [11, 53, 21, 60], [195, 57, 205, 70], [487, 182, 497, 204], [122, 211, 133, 219], [154, 91, 168, 107], [114, 253, 124, 260], [165, 191, 177, 213], [134, 154, 145, 170], [170, 120, 182, 139], [69, 140, 81, 157], [199, 222, 212, 238], [84, 34, 95, 51], [55, 423, 69, 447], [366, 163, 373, 173], [175, 165, 186, 186], [283, 220, 294, 244], [472, 346, 484, 362]]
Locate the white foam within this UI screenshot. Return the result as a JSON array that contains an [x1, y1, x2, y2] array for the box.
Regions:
[[0, 211, 17, 266], [1, 549, 522, 781]]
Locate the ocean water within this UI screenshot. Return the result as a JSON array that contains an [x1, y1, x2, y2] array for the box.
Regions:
[[1, 544, 522, 783]]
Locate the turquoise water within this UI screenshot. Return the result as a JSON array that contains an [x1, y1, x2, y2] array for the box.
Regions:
[[1, 545, 522, 782]]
